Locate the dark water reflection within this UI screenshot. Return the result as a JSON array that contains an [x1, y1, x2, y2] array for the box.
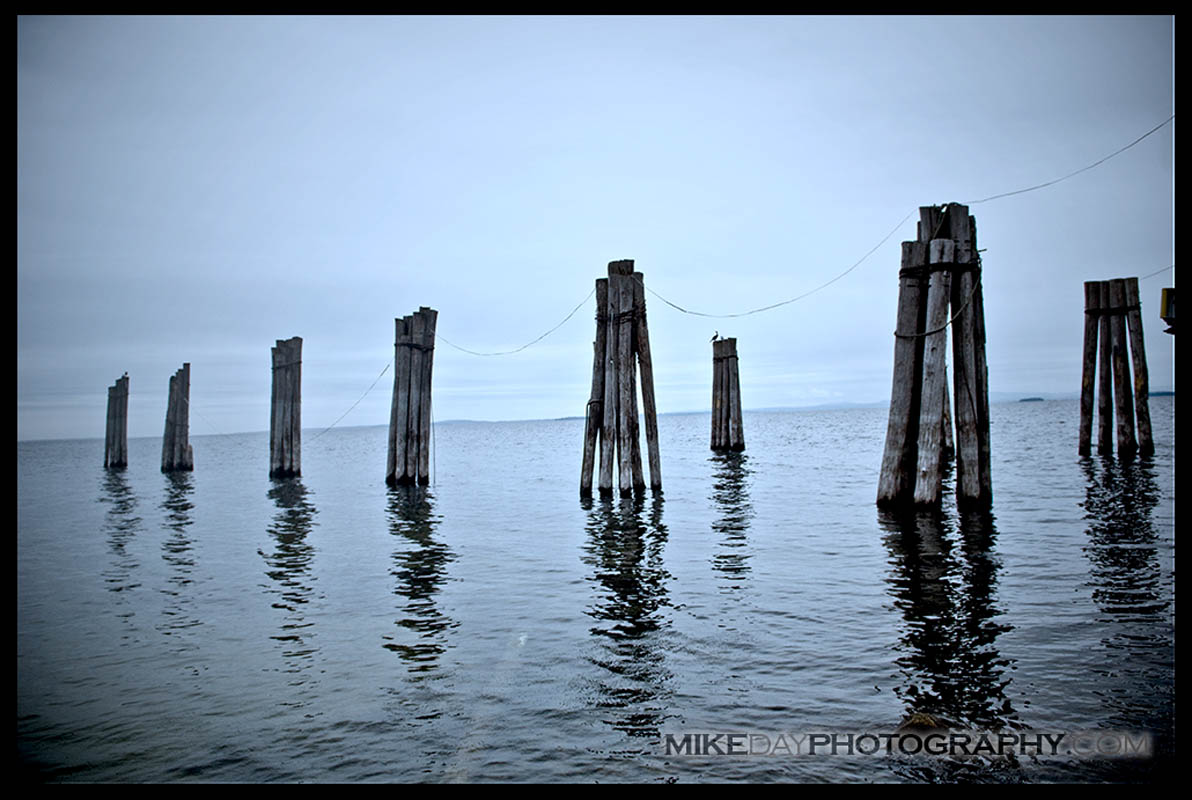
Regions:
[[384, 486, 457, 672], [158, 472, 200, 642], [262, 478, 319, 671], [581, 495, 674, 738], [879, 509, 1017, 732], [1079, 455, 1173, 775], [708, 452, 754, 588], [99, 469, 143, 599]]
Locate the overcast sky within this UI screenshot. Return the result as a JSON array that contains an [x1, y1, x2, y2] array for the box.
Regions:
[[18, 15, 1174, 441]]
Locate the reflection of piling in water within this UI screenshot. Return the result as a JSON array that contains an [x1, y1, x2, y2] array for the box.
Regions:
[[263, 478, 318, 664], [99, 468, 142, 596], [161, 363, 194, 472], [879, 508, 1015, 730], [384, 486, 456, 671], [104, 373, 130, 468], [709, 452, 753, 584], [581, 495, 671, 737]]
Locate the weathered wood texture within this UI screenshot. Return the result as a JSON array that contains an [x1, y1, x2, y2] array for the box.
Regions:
[[1078, 281, 1100, 455], [270, 337, 302, 478], [1123, 277, 1153, 456], [912, 249, 952, 505], [632, 273, 662, 491], [580, 280, 609, 496], [710, 338, 745, 452], [581, 260, 660, 496], [1108, 279, 1137, 456], [104, 373, 129, 468], [879, 204, 989, 509], [386, 308, 437, 486], [877, 241, 928, 505], [161, 363, 194, 472], [1096, 281, 1114, 454]]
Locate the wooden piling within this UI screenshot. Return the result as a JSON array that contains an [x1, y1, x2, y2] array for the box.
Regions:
[[270, 337, 302, 478], [387, 308, 437, 486], [582, 259, 659, 497], [161, 363, 194, 472], [1123, 277, 1153, 456], [877, 241, 928, 506], [581, 279, 609, 496], [1108, 279, 1137, 456], [879, 204, 990, 509], [912, 241, 953, 505], [104, 373, 129, 468], [1096, 281, 1114, 454], [711, 338, 745, 452], [632, 272, 662, 491], [1078, 281, 1100, 455]]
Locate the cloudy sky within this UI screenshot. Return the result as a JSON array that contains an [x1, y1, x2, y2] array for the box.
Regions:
[[18, 15, 1174, 441]]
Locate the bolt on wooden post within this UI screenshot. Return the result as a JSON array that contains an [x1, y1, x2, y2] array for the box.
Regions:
[[1076, 276, 1153, 457], [270, 337, 302, 478], [104, 372, 129, 468], [710, 337, 745, 452], [387, 307, 437, 486], [580, 260, 661, 497], [877, 203, 991, 509], [161, 362, 194, 472]]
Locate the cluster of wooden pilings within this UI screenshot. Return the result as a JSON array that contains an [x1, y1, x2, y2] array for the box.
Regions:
[[580, 260, 662, 497], [387, 307, 438, 486], [161, 363, 194, 472], [710, 337, 745, 452], [1078, 277, 1153, 457], [104, 373, 129, 469], [270, 337, 302, 478], [878, 204, 992, 509]]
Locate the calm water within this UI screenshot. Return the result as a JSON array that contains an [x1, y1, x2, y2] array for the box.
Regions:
[[17, 399, 1174, 783]]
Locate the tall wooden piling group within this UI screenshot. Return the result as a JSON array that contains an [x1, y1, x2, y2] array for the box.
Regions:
[[710, 338, 745, 452], [270, 337, 302, 478], [161, 363, 194, 472], [104, 373, 129, 468], [580, 260, 661, 497], [387, 307, 437, 486], [1078, 277, 1153, 457], [878, 204, 992, 509]]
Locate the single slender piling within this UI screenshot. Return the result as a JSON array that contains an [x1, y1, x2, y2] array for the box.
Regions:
[[580, 279, 609, 496], [386, 307, 437, 486], [1108, 279, 1137, 456], [632, 273, 662, 491], [1123, 277, 1153, 456], [1096, 281, 1114, 454], [1078, 281, 1101, 455], [161, 363, 194, 472], [270, 337, 302, 478], [104, 373, 129, 468]]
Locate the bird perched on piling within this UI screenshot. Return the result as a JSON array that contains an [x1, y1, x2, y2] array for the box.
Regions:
[[710, 331, 719, 342]]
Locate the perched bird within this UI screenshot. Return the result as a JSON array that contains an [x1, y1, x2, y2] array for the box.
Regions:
[[710, 331, 719, 342]]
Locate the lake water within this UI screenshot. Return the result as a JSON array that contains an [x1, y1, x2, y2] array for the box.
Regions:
[[17, 398, 1174, 782]]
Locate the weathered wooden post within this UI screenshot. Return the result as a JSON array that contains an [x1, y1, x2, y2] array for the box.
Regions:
[[1079, 277, 1153, 457], [1096, 281, 1114, 454], [161, 363, 194, 472], [270, 337, 302, 478], [710, 338, 745, 451], [1123, 277, 1154, 456], [878, 204, 990, 508], [104, 373, 129, 468], [387, 307, 437, 486], [1078, 281, 1101, 455], [580, 260, 661, 496]]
